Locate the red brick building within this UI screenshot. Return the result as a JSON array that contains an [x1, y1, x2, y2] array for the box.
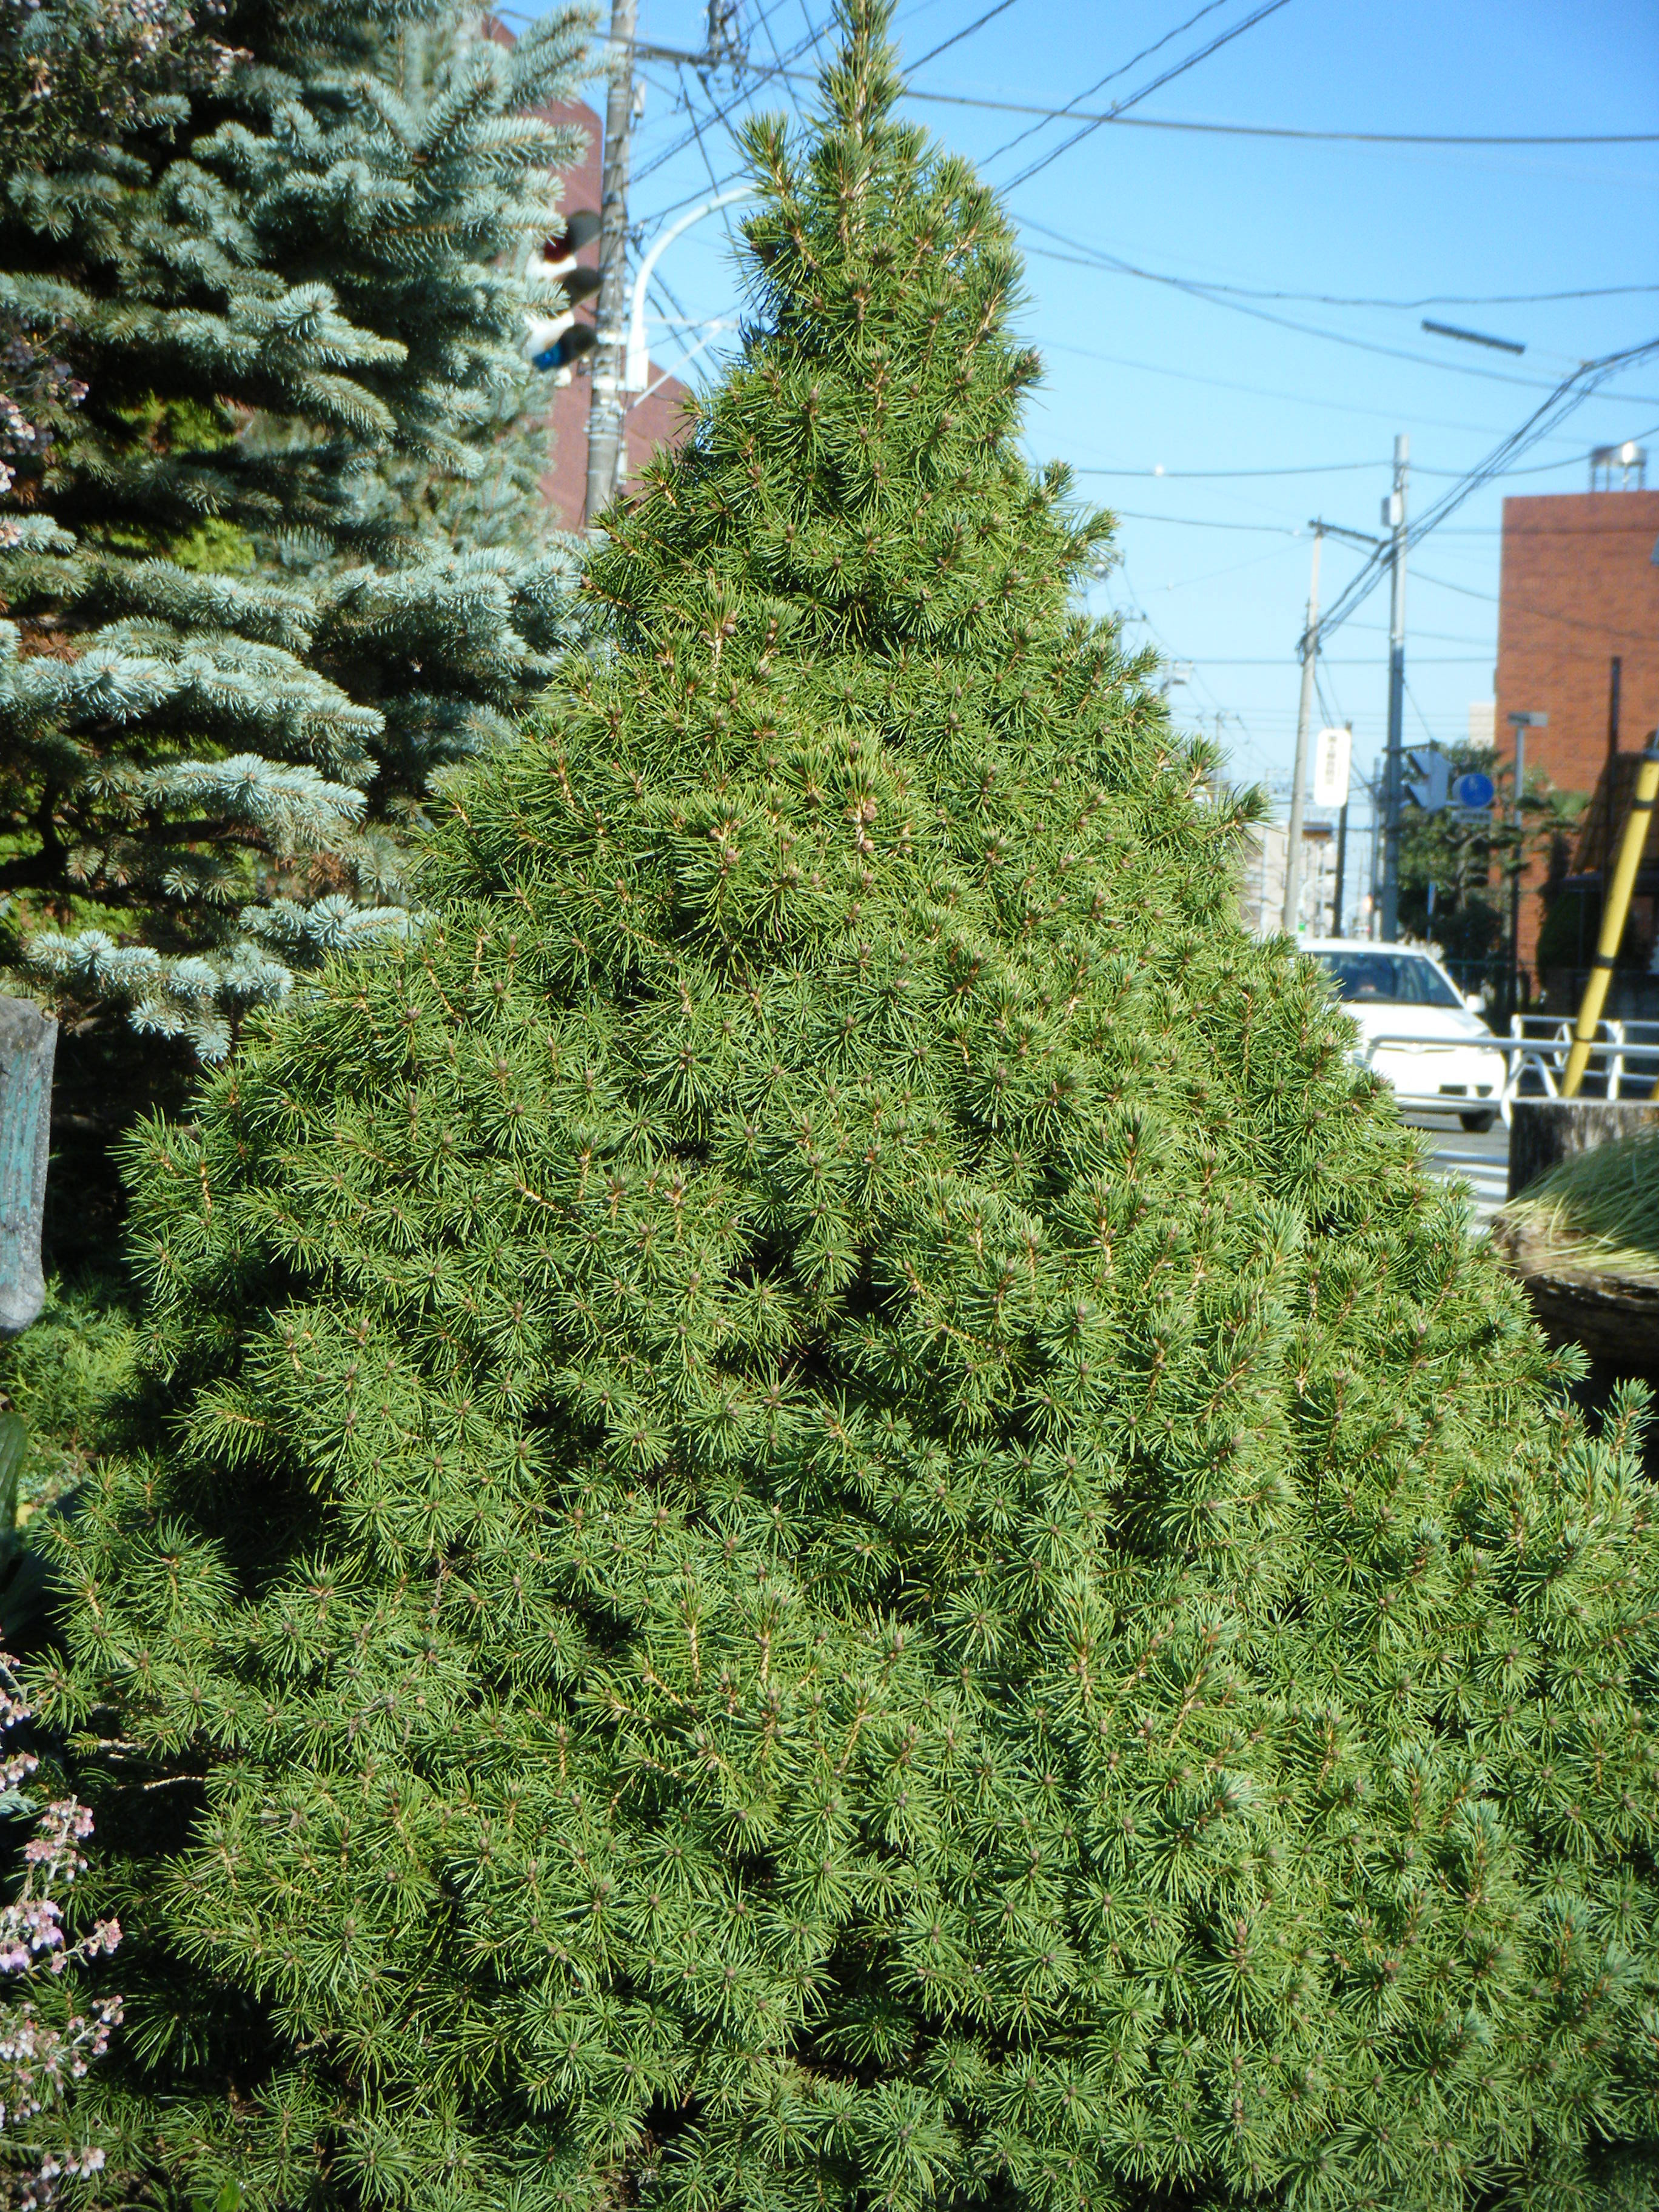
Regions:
[[534, 99, 695, 531], [1495, 483, 1659, 967]]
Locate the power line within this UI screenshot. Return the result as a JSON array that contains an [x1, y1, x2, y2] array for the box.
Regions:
[[1188, 654, 1496, 665], [1113, 552, 1253, 747], [620, 40, 1659, 152], [1160, 542, 1307, 589], [1405, 678, 1442, 750], [908, 0, 1022, 72], [1412, 570, 1498, 603], [1002, 0, 1300, 192], [1087, 485, 1653, 534], [1315, 335, 1659, 642], [1411, 577, 1658, 651], [1352, 624, 1492, 645], [984, 0, 1237, 168], [1070, 444, 1647, 479], [1078, 460, 1385, 478], [629, 53, 1659, 223], [748, 0, 793, 72], [677, 59, 740, 215], [1116, 276, 1659, 310], [630, 12, 825, 187], [897, 82, 1659, 148], [1042, 334, 1560, 437], [1108, 510, 1302, 532], [1017, 218, 1659, 400]]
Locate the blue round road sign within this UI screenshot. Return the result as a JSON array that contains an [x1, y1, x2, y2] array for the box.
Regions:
[[1451, 770, 1495, 811]]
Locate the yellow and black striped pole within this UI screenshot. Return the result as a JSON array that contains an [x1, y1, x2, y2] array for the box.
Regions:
[[1563, 736, 1659, 1098]]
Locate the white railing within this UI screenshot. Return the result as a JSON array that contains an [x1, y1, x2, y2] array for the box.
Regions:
[[1357, 1015, 1659, 1126]]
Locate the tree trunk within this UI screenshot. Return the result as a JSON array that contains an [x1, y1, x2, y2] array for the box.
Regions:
[[1507, 1097, 1659, 1203]]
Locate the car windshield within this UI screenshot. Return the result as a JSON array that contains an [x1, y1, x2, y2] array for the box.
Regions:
[[1313, 951, 1463, 1010]]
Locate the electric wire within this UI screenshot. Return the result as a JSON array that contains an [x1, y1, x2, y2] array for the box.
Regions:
[[1017, 219, 1659, 399], [1411, 575, 1657, 650], [601, 11, 1647, 796], [1078, 460, 1388, 478], [1042, 333, 1603, 440], [908, 0, 1023, 73], [896, 82, 1659, 148], [1071, 444, 1649, 478], [614, 36, 1659, 150], [1159, 542, 1307, 589], [748, 0, 792, 70], [677, 60, 740, 225], [1000, 0, 1300, 192], [630, 13, 825, 188], [1404, 678, 1447, 751], [1315, 335, 1659, 643], [1185, 655, 1495, 665], [1349, 624, 1492, 645], [1108, 510, 1302, 532], [631, 62, 1659, 224], [1113, 276, 1659, 310], [1111, 554, 1276, 778], [983, 0, 1237, 167]]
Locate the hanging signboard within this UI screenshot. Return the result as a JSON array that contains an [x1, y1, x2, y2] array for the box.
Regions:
[[1312, 725, 1352, 810]]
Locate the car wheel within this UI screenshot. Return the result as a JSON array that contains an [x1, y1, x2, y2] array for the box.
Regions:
[[1460, 1110, 1498, 1134]]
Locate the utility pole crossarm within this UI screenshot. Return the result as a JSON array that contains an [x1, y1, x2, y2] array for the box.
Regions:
[[1307, 517, 1383, 552]]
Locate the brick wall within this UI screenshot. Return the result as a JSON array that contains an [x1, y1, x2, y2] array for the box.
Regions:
[[1495, 488, 1659, 963]]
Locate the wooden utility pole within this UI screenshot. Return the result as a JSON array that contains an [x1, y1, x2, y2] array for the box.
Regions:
[[1379, 433, 1409, 941], [1281, 525, 1323, 935], [584, 0, 637, 530]]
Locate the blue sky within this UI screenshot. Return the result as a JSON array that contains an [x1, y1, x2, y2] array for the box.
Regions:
[[516, 0, 1658, 816]]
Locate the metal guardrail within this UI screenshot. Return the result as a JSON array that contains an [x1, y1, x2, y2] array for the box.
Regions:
[[1357, 1014, 1659, 1125]]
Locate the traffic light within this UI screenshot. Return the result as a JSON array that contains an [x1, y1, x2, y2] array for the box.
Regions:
[[525, 210, 602, 382], [532, 211, 602, 300], [1404, 745, 1451, 812], [524, 315, 598, 378]]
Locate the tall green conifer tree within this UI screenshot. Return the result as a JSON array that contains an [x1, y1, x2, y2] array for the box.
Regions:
[[33, 7, 1659, 2207]]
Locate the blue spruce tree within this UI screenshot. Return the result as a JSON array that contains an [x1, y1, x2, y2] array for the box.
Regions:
[[31, 5, 1659, 2207], [0, 0, 592, 1069]]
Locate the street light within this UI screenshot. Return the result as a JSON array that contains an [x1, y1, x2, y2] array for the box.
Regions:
[[625, 188, 754, 396], [1507, 709, 1548, 1017]]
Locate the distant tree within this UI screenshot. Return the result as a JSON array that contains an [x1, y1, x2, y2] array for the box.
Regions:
[[1396, 740, 1581, 975], [1395, 740, 1506, 962]]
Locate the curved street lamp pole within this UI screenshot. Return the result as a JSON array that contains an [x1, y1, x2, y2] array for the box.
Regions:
[[624, 188, 756, 399]]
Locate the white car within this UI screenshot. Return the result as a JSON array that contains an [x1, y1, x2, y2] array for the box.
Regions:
[[1302, 939, 1508, 1133]]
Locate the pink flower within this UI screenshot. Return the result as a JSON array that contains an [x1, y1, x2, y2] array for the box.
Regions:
[[0, 1656, 121, 2202]]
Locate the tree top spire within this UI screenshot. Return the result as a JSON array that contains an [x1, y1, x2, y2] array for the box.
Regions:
[[814, 0, 906, 150], [580, 0, 1080, 681]]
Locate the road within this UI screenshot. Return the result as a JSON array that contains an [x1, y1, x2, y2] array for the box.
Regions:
[[1406, 1112, 1510, 1232]]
